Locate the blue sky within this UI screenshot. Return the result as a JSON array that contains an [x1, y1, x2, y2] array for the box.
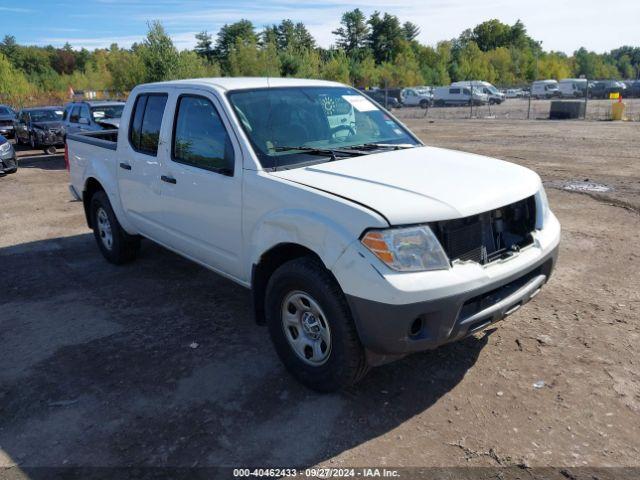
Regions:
[[1, 0, 638, 54]]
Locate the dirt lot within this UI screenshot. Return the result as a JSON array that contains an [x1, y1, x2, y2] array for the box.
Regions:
[[0, 120, 639, 475]]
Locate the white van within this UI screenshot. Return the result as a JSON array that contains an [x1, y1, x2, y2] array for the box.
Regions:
[[451, 81, 505, 104], [531, 80, 560, 99], [433, 86, 489, 106], [558, 78, 587, 98]]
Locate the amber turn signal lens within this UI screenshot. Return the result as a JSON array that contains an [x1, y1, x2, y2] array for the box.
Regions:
[[361, 231, 394, 264]]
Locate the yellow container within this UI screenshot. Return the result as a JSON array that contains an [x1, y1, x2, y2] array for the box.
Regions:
[[611, 102, 625, 121]]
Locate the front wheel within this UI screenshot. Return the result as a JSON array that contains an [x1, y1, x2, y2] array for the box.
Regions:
[[90, 190, 140, 264], [265, 257, 369, 392]]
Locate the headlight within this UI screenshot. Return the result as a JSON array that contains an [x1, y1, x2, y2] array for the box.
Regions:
[[0, 142, 11, 153], [361, 226, 450, 272], [536, 186, 550, 228]]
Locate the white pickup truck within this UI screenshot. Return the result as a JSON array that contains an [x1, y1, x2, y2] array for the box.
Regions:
[[67, 78, 560, 392]]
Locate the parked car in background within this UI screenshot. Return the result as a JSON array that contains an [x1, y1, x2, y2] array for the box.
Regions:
[[14, 106, 65, 153], [559, 78, 587, 98], [433, 86, 488, 106], [361, 90, 402, 109], [66, 77, 560, 392], [0, 134, 18, 175], [451, 81, 505, 104], [589, 80, 626, 99], [531, 80, 560, 99], [504, 89, 524, 98], [62, 100, 125, 136], [0, 105, 17, 138], [400, 87, 433, 108], [625, 80, 640, 98]]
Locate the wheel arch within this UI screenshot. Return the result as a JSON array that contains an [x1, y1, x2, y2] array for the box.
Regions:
[[82, 177, 105, 228], [251, 243, 334, 325]]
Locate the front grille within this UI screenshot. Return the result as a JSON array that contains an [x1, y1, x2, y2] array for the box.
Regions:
[[433, 196, 536, 265]]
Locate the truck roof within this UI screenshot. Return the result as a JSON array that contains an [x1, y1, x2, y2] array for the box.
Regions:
[[137, 77, 345, 92], [68, 100, 125, 106]]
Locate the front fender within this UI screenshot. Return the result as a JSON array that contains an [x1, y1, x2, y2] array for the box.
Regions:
[[246, 208, 357, 278]]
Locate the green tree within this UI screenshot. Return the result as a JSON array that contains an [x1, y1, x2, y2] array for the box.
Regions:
[[321, 50, 350, 83], [108, 46, 147, 92], [402, 22, 420, 42], [0, 52, 32, 104], [294, 48, 322, 79], [139, 21, 179, 82], [456, 41, 491, 81], [0, 35, 19, 65], [332, 9, 370, 58], [367, 11, 404, 63], [215, 19, 257, 68], [228, 38, 280, 77], [350, 54, 379, 88], [195, 31, 215, 63]]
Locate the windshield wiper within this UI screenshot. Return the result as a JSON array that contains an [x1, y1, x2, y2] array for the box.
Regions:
[[274, 145, 365, 161], [343, 143, 418, 151]]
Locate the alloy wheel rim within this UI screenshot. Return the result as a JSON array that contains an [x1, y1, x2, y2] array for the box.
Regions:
[[96, 207, 113, 251], [281, 290, 331, 366]]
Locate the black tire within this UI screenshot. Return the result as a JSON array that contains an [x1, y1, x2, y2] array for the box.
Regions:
[[265, 257, 369, 392], [419, 99, 429, 109], [29, 134, 36, 150], [90, 190, 140, 265]]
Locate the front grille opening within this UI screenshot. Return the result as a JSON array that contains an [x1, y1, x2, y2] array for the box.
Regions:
[[433, 196, 536, 266]]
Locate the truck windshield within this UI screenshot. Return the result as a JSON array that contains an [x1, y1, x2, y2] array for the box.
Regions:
[[227, 86, 419, 169], [30, 109, 63, 122], [91, 105, 124, 120]]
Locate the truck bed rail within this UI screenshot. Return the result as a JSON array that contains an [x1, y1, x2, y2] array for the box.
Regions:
[[66, 130, 118, 151]]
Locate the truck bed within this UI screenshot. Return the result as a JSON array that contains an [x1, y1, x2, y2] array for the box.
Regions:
[[67, 130, 120, 202]]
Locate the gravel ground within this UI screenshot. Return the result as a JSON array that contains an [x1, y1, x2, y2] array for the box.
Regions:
[[0, 120, 639, 475]]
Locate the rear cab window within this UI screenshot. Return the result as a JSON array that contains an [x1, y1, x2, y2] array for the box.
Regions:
[[129, 93, 168, 156]]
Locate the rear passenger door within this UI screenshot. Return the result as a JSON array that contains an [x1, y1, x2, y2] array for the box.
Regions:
[[156, 89, 243, 279], [118, 92, 169, 239]]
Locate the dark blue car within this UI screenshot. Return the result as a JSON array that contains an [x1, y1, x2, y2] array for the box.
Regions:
[[0, 134, 18, 175]]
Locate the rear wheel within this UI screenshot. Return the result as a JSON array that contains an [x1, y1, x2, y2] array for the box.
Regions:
[[265, 257, 369, 392], [90, 190, 140, 264]]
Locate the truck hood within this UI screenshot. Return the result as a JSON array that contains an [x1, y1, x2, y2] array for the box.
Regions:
[[32, 121, 63, 130], [271, 146, 541, 225]]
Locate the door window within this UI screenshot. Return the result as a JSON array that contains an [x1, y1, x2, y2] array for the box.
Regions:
[[172, 95, 234, 175], [129, 93, 168, 156], [80, 105, 91, 122], [70, 107, 81, 123]]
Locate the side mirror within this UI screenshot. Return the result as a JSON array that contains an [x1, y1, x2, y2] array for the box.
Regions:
[[79, 117, 90, 125]]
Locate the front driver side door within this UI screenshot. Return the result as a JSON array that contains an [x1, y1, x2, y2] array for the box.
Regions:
[[156, 90, 243, 280]]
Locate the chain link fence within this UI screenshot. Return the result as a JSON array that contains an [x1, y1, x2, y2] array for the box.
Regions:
[[389, 97, 640, 122]]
